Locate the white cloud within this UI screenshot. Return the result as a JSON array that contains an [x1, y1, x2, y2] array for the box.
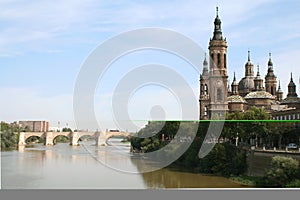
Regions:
[[0, 87, 75, 129], [0, 0, 278, 55]]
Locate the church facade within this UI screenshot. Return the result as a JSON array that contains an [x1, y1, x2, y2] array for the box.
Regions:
[[199, 8, 300, 120]]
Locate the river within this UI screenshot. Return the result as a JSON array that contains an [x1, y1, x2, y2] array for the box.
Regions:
[[1, 138, 247, 189]]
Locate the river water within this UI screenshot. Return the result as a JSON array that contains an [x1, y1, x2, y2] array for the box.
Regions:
[[1, 138, 247, 189]]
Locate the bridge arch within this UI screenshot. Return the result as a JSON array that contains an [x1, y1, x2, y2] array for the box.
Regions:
[[19, 132, 46, 145], [52, 134, 70, 144], [102, 132, 131, 146], [18, 131, 131, 146], [70, 132, 97, 146], [25, 135, 45, 144]]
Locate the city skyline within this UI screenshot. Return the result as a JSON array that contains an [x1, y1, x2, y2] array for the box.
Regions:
[[1, 0, 300, 131]]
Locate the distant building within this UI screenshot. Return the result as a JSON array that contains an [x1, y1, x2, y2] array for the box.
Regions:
[[49, 126, 61, 132], [19, 121, 49, 132]]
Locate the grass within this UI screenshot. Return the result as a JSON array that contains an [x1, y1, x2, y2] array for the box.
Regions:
[[229, 176, 265, 187]]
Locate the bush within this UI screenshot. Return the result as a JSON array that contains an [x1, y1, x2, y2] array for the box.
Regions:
[[285, 179, 300, 188], [196, 143, 247, 176], [266, 156, 299, 187], [1, 130, 19, 150]]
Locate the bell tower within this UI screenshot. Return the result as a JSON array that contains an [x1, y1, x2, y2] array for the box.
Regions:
[[265, 53, 277, 96], [208, 7, 228, 118], [199, 54, 210, 119], [287, 73, 298, 98], [276, 80, 283, 102]]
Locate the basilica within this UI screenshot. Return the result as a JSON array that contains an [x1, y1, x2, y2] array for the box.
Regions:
[[199, 8, 300, 120]]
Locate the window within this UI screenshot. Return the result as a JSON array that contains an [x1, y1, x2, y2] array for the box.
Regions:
[[217, 88, 222, 101], [201, 84, 204, 95], [204, 106, 208, 116], [217, 53, 221, 67], [204, 84, 208, 95], [271, 86, 274, 95], [224, 54, 226, 68], [211, 54, 214, 67]]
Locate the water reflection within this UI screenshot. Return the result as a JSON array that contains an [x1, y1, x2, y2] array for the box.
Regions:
[[141, 168, 247, 188], [1, 139, 248, 189], [2, 140, 145, 189]]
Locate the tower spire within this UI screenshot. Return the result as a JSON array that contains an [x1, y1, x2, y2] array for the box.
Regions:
[[231, 72, 238, 95], [268, 52, 273, 67], [202, 52, 209, 76], [257, 64, 260, 76], [277, 79, 283, 101], [248, 50, 250, 62], [287, 72, 297, 97], [203, 52, 208, 65], [212, 6, 223, 40]]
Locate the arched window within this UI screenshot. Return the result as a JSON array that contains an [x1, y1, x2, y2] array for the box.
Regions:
[[217, 88, 222, 101], [204, 106, 208, 116], [224, 54, 226, 68], [201, 84, 204, 95], [204, 84, 208, 95], [210, 53, 214, 67], [271, 86, 274, 95], [217, 53, 221, 67]]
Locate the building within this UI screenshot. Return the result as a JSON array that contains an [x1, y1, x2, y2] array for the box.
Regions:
[[199, 7, 228, 119], [19, 121, 49, 132], [199, 8, 300, 119]]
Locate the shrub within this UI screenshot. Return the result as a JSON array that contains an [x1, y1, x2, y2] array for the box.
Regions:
[[266, 156, 299, 187], [285, 179, 300, 188], [196, 143, 247, 176]]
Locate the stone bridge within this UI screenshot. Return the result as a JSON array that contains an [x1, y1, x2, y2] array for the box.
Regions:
[[18, 131, 131, 146]]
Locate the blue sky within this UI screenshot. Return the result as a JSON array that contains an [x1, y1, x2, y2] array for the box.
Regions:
[[1, 0, 300, 131]]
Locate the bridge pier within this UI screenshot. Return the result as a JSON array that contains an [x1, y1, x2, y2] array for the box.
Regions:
[[97, 132, 107, 146], [18, 132, 26, 146], [45, 132, 54, 145], [71, 132, 80, 146]]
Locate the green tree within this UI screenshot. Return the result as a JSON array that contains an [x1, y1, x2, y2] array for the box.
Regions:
[[62, 127, 72, 132], [1, 122, 19, 150], [266, 156, 299, 187]]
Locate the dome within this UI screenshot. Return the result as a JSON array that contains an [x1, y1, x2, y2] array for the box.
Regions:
[[268, 59, 273, 67], [288, 81, 296, 87], [238, 76, 255, 91], [268, 52, 273, 66], [244, 91, 275, 99], [214, 16, 221, 25], [227, 95, 247, 103]]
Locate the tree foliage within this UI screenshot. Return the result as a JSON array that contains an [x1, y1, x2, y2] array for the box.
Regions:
[[1, 122, 19, 150], [266, 156, 299, 187]]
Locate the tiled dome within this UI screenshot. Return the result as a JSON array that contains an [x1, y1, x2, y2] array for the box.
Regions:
[[227, 95, 247, 103], [244, 91, 275, 99]]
